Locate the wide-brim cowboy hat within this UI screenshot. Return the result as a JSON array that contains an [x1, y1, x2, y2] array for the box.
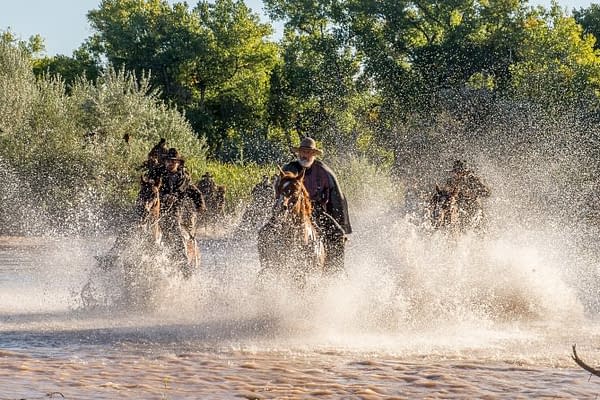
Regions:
[[165, 147, 184, 162], [290, 137, 323, 156]]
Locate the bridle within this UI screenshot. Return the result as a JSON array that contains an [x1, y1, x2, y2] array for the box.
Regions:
[[275, 179, 305, 214]]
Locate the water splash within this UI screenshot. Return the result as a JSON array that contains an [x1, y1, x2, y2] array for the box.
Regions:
[[1, 100, 599, 362]]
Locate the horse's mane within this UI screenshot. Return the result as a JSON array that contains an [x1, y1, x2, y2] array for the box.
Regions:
[[275, 170, 312, 222]]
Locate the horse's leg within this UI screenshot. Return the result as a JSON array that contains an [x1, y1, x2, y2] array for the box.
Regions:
[[178, 215, 200, 279], [315, 213, 346, 276], [323, 235, 345, 276], [176, 230, 196, 279], [160, 212, 191, 277], [255, 243, 277, 287], [184, 235, 200, 270], [256, 222, 282, 280], [152, 223, 162, 245]]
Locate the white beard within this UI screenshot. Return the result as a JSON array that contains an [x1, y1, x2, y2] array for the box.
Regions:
[[298, 158, 314, 168]]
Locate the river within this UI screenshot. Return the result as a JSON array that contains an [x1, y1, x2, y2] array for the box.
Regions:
[[0, 205, 599, 399]]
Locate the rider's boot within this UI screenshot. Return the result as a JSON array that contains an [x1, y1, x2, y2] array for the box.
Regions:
[[323, 236, 346, 276], [315, 211, 347, 277]]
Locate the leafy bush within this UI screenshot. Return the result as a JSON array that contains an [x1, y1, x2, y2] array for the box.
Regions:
[[0, 40, 206, 233], [330, 155, 401, 213], [0, 36, 36, 136]]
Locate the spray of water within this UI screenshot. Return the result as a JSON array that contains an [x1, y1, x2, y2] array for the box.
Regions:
[[2, 98, 599, 362]]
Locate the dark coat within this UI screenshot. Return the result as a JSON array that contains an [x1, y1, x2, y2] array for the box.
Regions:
[[157, 166, 205, 212], [283, 160, 352, 234], [447, 171, 490, 202]]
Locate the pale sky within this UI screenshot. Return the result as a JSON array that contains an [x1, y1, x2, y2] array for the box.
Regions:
[[0, 0, 595, 56]]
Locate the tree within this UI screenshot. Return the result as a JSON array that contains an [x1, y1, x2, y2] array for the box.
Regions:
[[88, 0, 200, 105], [341, 0, 528, 110], [32, 42, 103, 90], [190, 0, 279, 160], [509, 4, 600, 105], [0, 29, 45, 55], [264, 0, 366, 153], [0, 31, 39, 135], [87, 0, 278, 161], [574, 3, 600, 49]]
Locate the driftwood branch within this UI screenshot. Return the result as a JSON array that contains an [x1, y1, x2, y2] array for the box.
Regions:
[[572, 344, 600, 378]]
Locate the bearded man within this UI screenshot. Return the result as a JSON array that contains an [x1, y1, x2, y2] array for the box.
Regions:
[[282, 137, 352, 275]]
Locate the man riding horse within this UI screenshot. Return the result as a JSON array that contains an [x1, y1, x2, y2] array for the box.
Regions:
[[140, 137, 168, 181], [138, 141, 205, 218], [443, 160, 490, 231], [282, 137, 352, 275], [157, 148, 205, 214], [138, 143, 206, 277]]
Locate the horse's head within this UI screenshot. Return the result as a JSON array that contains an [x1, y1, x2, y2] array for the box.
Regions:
[[259, 170, 321, 270], [273, 169, 312, 219], [134, 175, 163, 244], [136, 175, 162, 222], [434, 184, 457, 203]]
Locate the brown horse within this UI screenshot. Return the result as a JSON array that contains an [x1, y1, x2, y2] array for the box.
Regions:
[[135, 175, 162, 244], [257, 169, 325, 286], [160, 194, 201, 278], [428, 184, 459, 231], [95, 175, 162, 270], [83, 175, 201, 310]]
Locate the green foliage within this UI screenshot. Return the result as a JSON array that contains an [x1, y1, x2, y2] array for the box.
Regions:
[[0, 34, 37, 136], [1, 29, 45, 55], [0, 39, 205, 232], [88, 0, 199, 103], [263, 0, 370, 158], [574, 3, 600, 49], [340, 0, 527, 109], [88, 0, 279, 161], [32, 42, 103, 90], [191, 0, 279, 159], [509, 5, 600, 104], [66, 66, 207, 205]]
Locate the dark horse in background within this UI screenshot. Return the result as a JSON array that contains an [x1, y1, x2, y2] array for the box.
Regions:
[[427, 183, 488, 234], [257, 169, 325, 287], [428, 184, 459, 232]]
